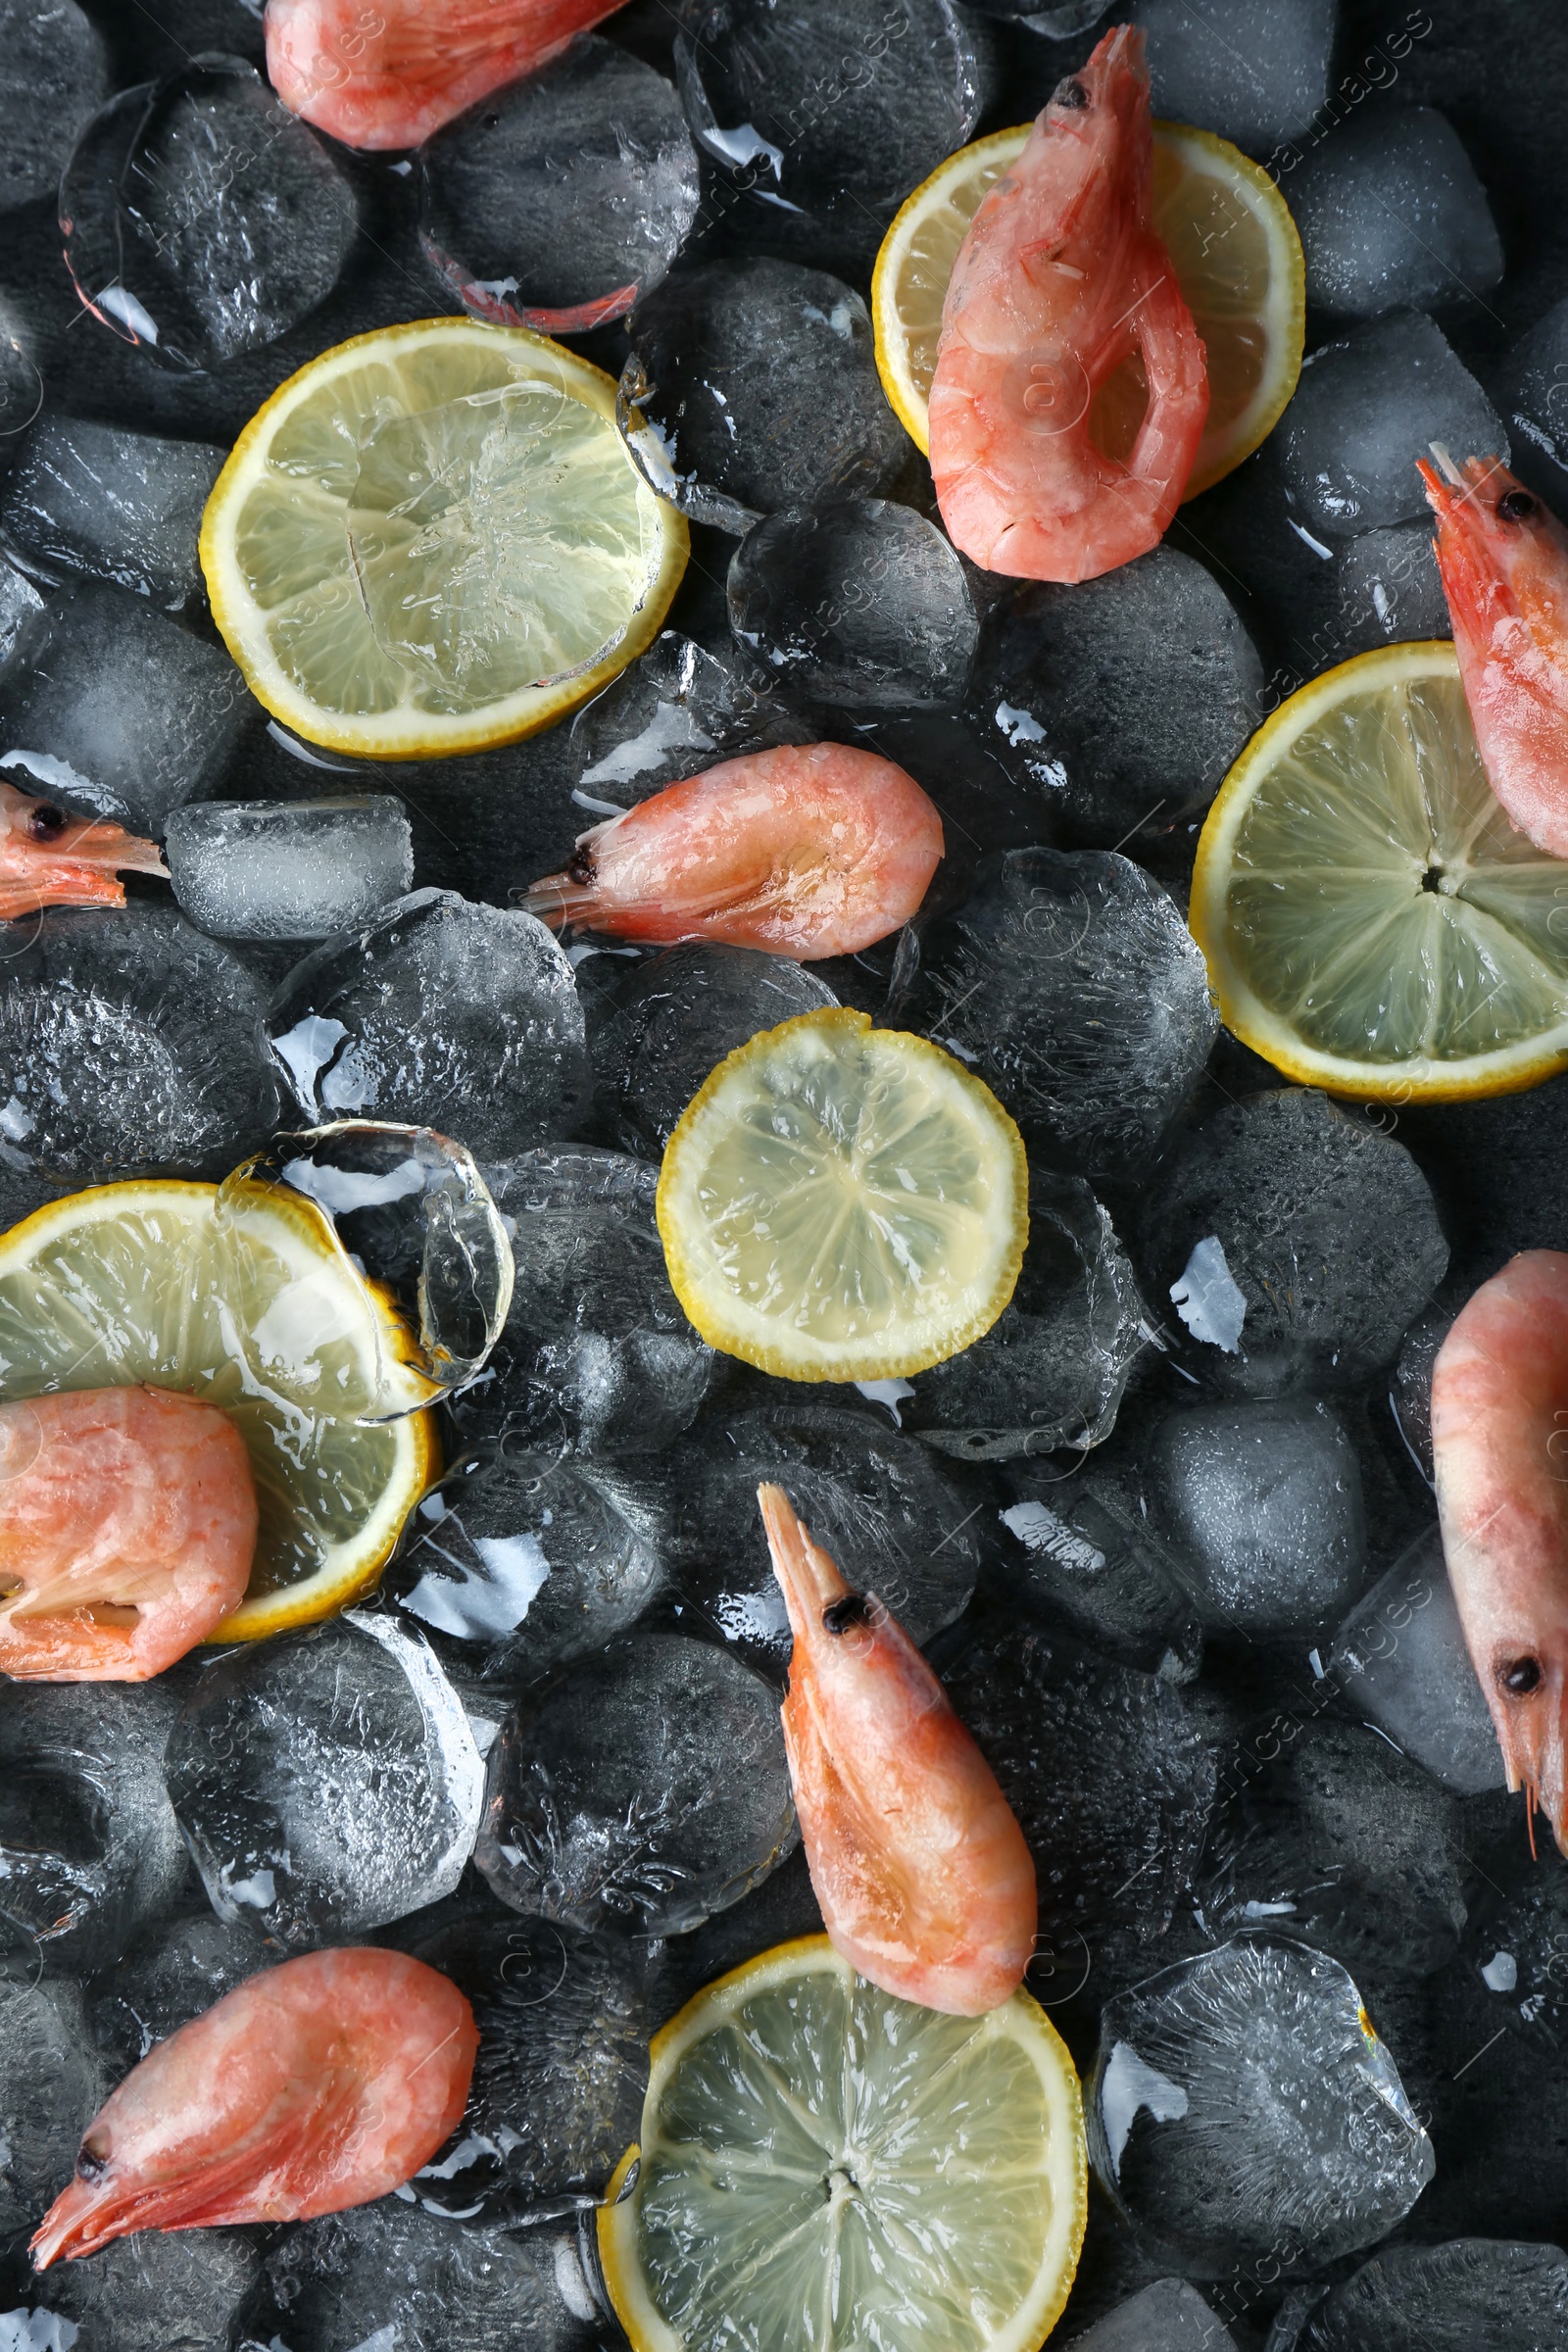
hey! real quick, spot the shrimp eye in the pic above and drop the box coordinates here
[1054,76,1089,110]
[1500,1655,1544,1695]
[1496,489,1538,522]
[822,1592,871,1635]
[75,2132,111,2181]
[24,802,69,841]
[565,846,596,887]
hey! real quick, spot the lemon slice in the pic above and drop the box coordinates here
[0,1180,435,1640]
[201,318,689,760]
[657,1008,1028,1383]
[872,119,1304,497]
[1192,641,1568,1102]
[598,1936,1087,2352]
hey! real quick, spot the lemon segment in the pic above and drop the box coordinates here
[598,1936,1087,2352]
[201,318,688,760]
[1192,641,1568,1102]
[872,119,1304,498]
[657,1009,1028,1383]
[0,1181,434,1639]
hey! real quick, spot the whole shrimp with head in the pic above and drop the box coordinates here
[759,1484,1036,2016]
[929,24,1208,584]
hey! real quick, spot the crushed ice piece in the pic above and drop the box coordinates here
[853,1378,916,1425]
[1482,1950,1519,1993]
[1100,2040,1190,2177]
[580,698,714,788]
[402,1532,552,1643]
[1169,1235,1247,1351]
[1001,1499,1106,1581]
[0,2315,79,2352]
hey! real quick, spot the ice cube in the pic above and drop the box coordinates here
[0,579,249,836]
[419,36,698,333]
[1066,2278,1238,2351]
[645,1841,825,2031]
[727,496,979,712]
[165,1615,487,1949]
[1133,0,1334,157]
[89,1907,275,2071]
[590,943,838,1154]
[1197,1716,1469,1979]
[909,849,1216,1179]
[967,548,1264,849]
[266,891,591,1161]
[475,1628,796,1935]
[61,57,359,371]
[1492,292,1568,507]
[1288,107,1503,320]
[1271,2239,1568,2352]
[1279,311,1508,540]
[1141,1089,1449,1396]
[998,1438,1203,1683]
[1461,1848,1568,2058]
[3,2227,261,2352]
[0,905,279,1181]
[619,257,906,532]
[0,557,43,668]
[1152,1397,1368,1636]
[568,631,814,812]
[1327,1526,1504,1795]
[1336,520,1450,652]
[1087,1937,1435,2275]
[0,1976,101,2243]
[0,417,224,608]
[166,798,415,941]
[460,1147,713,1457]
[0,0,108,212]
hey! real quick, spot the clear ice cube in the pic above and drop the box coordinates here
[89,1906,275,2072]
[1067,2278,1239,2351]
[166,799,415,942]
[0,1976,100,2243]
[165,1615,487,1949]
[266,891,591,1162]
[998,1438,1203,1683]
[1087,1936,1435,2276]
[1133,0,1334,157]
[1492,291,1568,507]
[1288,107,1503,320]
[0,556,43,668]
[5,2225,261,2352]
[1278,311,1508,541]
[567,631,814,809]
[1336,521,1450,652]
[0,0,108,212]
[475,1628,796,1935]
[909,849,1217,1179]
[1272,2237,1568,2352]
[1327,1526,1503,1796]
[0,416,224,608]
[727,496,979,712]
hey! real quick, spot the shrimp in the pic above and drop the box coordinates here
[0,1387,257,1683]
[31,1946,476,2264]
[265,0,622,150]
[1432,1251,1568,1853]
[0,780,166,922]
[928,24,1208,585]
[1419,450,1568,858]
[518,743,943,960]
[759,1484,1036,2016]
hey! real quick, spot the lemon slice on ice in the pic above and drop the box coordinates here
[0,1179,435,1640]
[598,1936,1087,2352]
[872,119,1303,497]
[657,1008,1027,1382]
[202,318,688,759]
[1192,641,1568,1102]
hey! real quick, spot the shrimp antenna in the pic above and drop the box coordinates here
[1526,1780,1540,1863]
[1428,442,1464,486]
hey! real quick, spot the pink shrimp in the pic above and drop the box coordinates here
[759,1484,1036,2016]
[1432,1251,1568,1853]
[0,1388,257,1682]
[31,1947,476,2264]
[928,25,1208,584]
[264,0,622,150]
[518,743,944,960]
[1419,451,1568,858]
[0,780,166,922]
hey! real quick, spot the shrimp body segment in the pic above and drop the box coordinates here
[1432,1251,1568,1850]
[759,1483,1037,2016]
[928,24,1208,585]
[265,0,622,149]
[0,1387,258,1683]
[519,743,944,960]
[1420,453,1568,859]
[31,1947,477,2265]
[0,780,167,922]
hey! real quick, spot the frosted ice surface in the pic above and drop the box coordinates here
[0,417,224,606]
[1279,312,1508,540]
[912,849,1217,1179]
[1328,1526,1503,1795]
[1169,1237,1247,1353]
[1067,2278,1238,2350]
[727,496,979,711]
[1492,292,1568,506]
[1142,1089,1449,1396]
[89,1908,275,2070]
[0,579,249,835]
[0,559,42,667]
[1133,0,1334,155]
[0,0,108,211]
[1153,1397,1368,1635]
[1279,2239,1568,2352]
[167,799,415,941]
[266,891,591,1161]
[1288,108,1502,320]
[1337,522,1450,652]
[1087,1937,1434,2275]
[420,37,698,330]
[9,2229,261,2352]
[568,631,813,808]
[0,1977,100,2242]
[620,257,905,530]
[968,548,1264,848]
[475,1628,795,1935]
[165,1616,485,1949]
